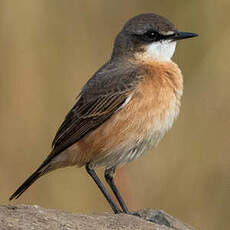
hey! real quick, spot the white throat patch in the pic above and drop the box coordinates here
[144,40,177,62]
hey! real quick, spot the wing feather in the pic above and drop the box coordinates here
[49,60,142,162]
[52,90,132,149]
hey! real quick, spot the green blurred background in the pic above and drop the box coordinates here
[0,1,228,229]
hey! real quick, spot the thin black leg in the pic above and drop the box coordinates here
[85,163,121,214]
[104,168,170,226]
[104,167,129,213]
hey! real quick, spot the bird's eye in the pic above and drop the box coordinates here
[144,30,156,40]
[133,30,162,42]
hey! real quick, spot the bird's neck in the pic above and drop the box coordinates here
[139,59,183,99]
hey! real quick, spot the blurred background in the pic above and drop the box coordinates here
[0,0,228,229]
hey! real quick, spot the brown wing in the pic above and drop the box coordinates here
[52,92,129,152]
[51,60,142,158]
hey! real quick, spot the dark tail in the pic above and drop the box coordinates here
[9,148,61,200]
[9,166,48,200]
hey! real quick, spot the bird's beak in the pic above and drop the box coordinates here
[173,31,198,41]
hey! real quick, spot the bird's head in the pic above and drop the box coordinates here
[112,13,198,62]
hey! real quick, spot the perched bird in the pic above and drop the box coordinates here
[10,13,197,215]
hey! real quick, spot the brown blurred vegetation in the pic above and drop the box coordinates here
[0,1,228,229]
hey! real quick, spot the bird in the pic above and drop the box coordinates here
[9,13,198,216]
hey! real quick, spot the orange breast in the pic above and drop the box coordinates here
[63,60,183,168]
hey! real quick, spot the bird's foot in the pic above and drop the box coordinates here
[124,210,171,227]
[114,208,123,214]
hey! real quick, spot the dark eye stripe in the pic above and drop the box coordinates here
[134,30,175,43]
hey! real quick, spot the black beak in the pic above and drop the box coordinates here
[173,31,198,41]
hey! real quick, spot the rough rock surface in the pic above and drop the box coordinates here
[0,205,194,230]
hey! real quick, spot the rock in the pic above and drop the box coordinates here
[0,205,194,230]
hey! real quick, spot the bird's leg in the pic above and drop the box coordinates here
[85,163,121,214]
[104,167,130,213]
